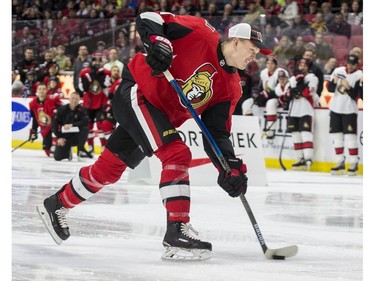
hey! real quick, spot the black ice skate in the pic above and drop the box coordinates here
[77,147,93,161]
[347,161,359,176]
[292,158,307,171]
[331,158,345,175]
[36,194,70,245]
[161,221,212,261]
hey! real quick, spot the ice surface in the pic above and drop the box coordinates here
[11,149,364,281]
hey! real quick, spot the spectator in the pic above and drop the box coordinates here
[323,57,337,75]
[348,0,363,25]
[104,47,125,75]
[303,1,319,24]
[340,1,350,21]
[285,58,319,170]
[302,49,324,97]
[73,45,92,96]
[216,3,234,34]
[14,47,40,83]
[12,70,24,96]
[272,35,294,69]
[55,45,72,71]
[28,83,63,157]
[262,23,278,50]
[38,50,58,82]
[327,54,362,176]
[76,0,89,18]
[314,32,334,66]
[328,12,351,38]
[321,2,334,25]
[52,91,92,161]
[47,76,64,98]
[205,1,221,29]
[263,0,282,28]
[93,40,109,58]
[21,70,39,98]
[42,62,59,83]
[280,13,309,40]
[309,12,329,35]
[290,35,306,71]
[241,0,265,26]
[278,0,299,27]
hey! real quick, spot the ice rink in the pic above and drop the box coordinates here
[10,149,366,281]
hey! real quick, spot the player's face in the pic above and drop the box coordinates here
[37,85,47,100]
[266,60,276,72]
[278,77,288,86]
[346,63,357,73]
[235,39,260,70]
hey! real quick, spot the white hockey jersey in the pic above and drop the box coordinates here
[289,73,318,117]
[329,66,362,114]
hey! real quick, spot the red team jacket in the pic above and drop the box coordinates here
[29,95,62,137]
[125,12,243,161]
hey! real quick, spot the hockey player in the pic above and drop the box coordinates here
[241,57,287,143]
[327,54,362,176]
[285,58,319,170]
[29,83,62,157]
[52,91,92,161]
[37,15,271,260]
[79,56,112,154]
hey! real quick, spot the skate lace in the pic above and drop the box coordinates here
[55,208,69,228]
[181,223,200,241]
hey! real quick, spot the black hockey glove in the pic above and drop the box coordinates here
[290,87,301,99]
[217,157,248,198]
[29,129,37,142]
[145,35,173,76]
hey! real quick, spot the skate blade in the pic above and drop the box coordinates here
[36,205,63,245]
[331,170,345,175]
[347,171,358,176]
[292,166,307,171]
[161,247,211,261]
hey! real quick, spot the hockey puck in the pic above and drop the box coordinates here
[272,255,285,260]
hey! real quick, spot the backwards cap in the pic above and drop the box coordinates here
[228,23,272,55]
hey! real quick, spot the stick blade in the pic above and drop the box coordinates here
[265,245,298,259]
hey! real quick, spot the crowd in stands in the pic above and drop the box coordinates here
[12,0,363,99]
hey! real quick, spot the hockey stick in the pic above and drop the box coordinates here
[279,99,294,171]
[12,129,43,153]
[164,70,298,260]
[11,139,30,153]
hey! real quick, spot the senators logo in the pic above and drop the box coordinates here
[177,63,217,109]
[37,110,51,126]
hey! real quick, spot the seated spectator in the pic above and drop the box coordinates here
[241,0,265,26]
[314,32,334,66]
[323,57,337,75]
[290,35,306,71]
[43,63,60,85]
[103,47,125,74]
[303,1,318,24]
[14,47,40,83]
[328,12,351,38]
[348,0,363,25]
[310,12,329,35]
[38,50,58,82]
[55,45,72,71]
[47,76,64,99]
[216,3,235,35]
[21,70,38,98]
[340,1,350,21]
[76,0,89,18]
[12,70,24,97]
[278,0,299,27]
[321,1,334,25]
[262,23,278,50]
[280,13,309,40]
[52,91,92,161]
[273,35,294,70]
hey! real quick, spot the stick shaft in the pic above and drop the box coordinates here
[164,70,269,253]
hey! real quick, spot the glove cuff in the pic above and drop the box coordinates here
[149,35,173,51]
